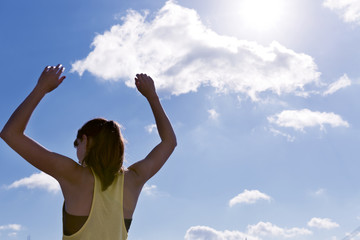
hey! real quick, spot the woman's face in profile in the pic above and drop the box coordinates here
[75,135,87,165]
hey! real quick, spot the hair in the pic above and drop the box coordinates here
[75,118,125,191]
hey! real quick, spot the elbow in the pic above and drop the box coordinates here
[0,128,10,142]
[161,134,177,150]
[169,140,177,153]
[174,137,177,148]
[0,128,7,141]
[0,127,17,142]
[164,136,177,150]
[171,136,177,149]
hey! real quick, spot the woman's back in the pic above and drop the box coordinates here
[63,168,128,239]
[62,166,144,236]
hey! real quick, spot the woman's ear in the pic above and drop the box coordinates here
[80,134,88,148]
[81,134,87,141]
[82,134,93,150]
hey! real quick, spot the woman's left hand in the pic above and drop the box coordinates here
[36,64,66,93]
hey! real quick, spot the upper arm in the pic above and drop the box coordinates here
[128,141,176,185]
[1,131,80,184]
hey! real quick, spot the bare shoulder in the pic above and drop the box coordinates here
[60,166,93,199]
[59,164,93,194]
[55,156,83,182]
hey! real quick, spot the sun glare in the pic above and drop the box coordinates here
[238,0,286,31]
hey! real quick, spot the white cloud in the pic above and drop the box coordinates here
[247,221,312,238]
[268,109,349,131]
[307,217,340,229]
[145,123,157,133]
[8,232,18,237]
[142,183,158,196]
[71,0,321,101]
[229,189,271,207]
[343,226,360,240]
[268,127,295,142]
[349,232,360,240]
[0,224,22,231]
[7,172,60,194]
[184,225,259,240]
[324,0,360,25]
[314,188,326,196]
[342,232,360,240]
[185,222,312,240]
[208,109,219,120]
[0,224,22,239]
[323,74,351,96]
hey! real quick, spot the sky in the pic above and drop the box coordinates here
[1,0,360,239]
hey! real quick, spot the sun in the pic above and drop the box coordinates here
[238,0,287,31]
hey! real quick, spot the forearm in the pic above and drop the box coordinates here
[1,86,46,139]
[147,95,177,146]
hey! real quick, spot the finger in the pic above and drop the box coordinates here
[44,66,52,72]
[59,76,66,83]
[56,66,65,75]
[135,79,140,86]
[55,64,62,72]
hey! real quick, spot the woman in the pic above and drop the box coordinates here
[0,64,177,239]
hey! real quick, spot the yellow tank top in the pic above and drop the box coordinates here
[63,168,128,240]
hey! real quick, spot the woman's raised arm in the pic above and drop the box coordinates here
[128,73,177,185]
[0,65,80,183]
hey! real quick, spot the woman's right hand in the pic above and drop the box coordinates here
[135,73,157,99]
[36,64,66,93]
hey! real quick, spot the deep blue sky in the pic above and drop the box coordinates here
[1,0,360,240]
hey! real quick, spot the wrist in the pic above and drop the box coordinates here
[146,93,159,102]
[33,84,48,96]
